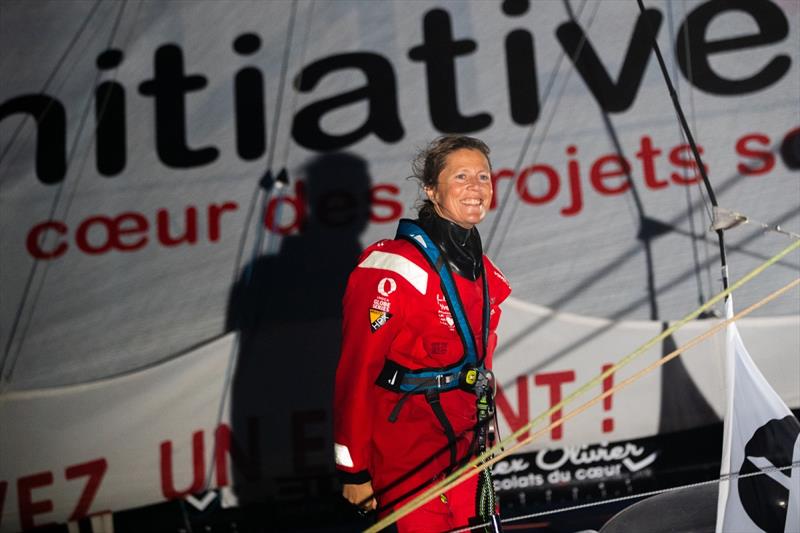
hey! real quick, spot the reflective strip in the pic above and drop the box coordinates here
[358,250,428,295]
[334,443,354,468]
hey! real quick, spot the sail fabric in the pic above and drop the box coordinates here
[2,0,798,392]
[715,298,800,533]
[0,0,798,530]
[0,334,237,532]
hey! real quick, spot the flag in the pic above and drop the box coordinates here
[716,297,800,533]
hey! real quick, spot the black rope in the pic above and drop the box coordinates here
[635,0,728,291]
[366,417,495,513]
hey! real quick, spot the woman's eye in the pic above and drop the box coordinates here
[455,174,466,180]
[479,174,490,181]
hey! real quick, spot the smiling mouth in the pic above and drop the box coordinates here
[461,199,483,206]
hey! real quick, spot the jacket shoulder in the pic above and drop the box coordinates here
[354,238,431,295]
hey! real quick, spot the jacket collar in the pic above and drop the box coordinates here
[415,213,483,281]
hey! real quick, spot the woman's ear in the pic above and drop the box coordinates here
[424,186,436,203]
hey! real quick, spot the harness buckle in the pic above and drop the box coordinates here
[459,366,480,392]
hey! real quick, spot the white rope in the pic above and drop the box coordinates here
[366,248,800,532]
[447,462,800,533]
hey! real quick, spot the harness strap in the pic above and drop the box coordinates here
[387,390,414,423]
[376,359,474,395]
[375,220,501,525]
[425,390,458,468]
[377,220,494,474]
[396,219,489,368]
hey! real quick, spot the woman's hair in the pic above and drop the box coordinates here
[411,135,491,219]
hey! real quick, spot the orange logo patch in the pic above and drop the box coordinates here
[369,308,392,332]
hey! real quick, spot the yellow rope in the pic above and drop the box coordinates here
[366,238,800,532]
[404,276,800,511]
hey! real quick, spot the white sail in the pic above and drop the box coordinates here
[1,1,798,530]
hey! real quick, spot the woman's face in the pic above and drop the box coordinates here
[425,148,492,229]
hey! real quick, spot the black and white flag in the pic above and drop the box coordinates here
[716,298,800,533]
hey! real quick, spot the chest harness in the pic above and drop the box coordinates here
[375,220,499,520]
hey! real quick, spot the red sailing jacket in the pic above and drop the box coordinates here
[333,235,511,507]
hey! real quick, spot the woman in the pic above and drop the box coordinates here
[333,136,511,531]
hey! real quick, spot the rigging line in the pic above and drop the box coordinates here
[247,0,300,276]
[683,164,709,307]
[635,0,729,292]
[229,0,299,287]
[496,277,799,473]
[265,0,299,175]
[753,220,800,240]
[724,215,800,241]
[485,0,597,257]
[279,0,316,169]
[364,224,800,524]
[491,198,798,386]
[206,0,301,493]
[591,111,661,319]
[0,0,103,178]
[1,0,130,388]
[666,2,709,308]
[375,276,800,532]
[61,0,145,224]
[678,1,712,222]
[559,1,662,320]
[486,0,588,251]
[447,463,800,532]
[249,0,317,260]
[484,0,590,256]
[264,0,315,259]
[679,8,716,301]
[3,7,112,183]
[680,1,717,307]
[374,260,800,531]
[490,0,602,261]
[494,203,799,390]
[671,0,713,224]
[490,148,795,367]
[365,239,800,532]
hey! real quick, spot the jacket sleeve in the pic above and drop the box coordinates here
[333,251,404,484]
